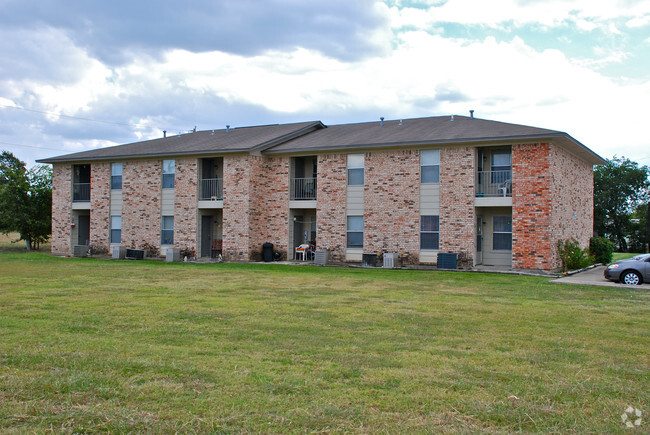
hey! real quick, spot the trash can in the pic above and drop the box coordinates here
[262,243,274,262]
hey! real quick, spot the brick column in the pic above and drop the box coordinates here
[89,162,111,253]
[222,155,252,261]
[174,157,198,250]
[364,150,420,264]
[439,146,475,267]
[316,154,347,262]
[512,143,552,269]
[51,163,72,255]
[122,160,162,250]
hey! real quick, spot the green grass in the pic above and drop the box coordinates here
[0,251,648,433]
[612,252,645,261]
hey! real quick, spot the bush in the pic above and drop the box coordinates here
[589,237,614,264]
[557,239,593,272]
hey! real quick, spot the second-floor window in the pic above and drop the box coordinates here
[162,159,175,189]
[491,151,511,184]
[111,163,122,190]
[347,154,364,185]
[421,150,440,183]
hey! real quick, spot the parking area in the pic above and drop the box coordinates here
[553,265,650,288]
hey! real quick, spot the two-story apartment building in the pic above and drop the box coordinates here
[39,115,605,270]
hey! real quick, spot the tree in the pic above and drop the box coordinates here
[0,151,52,250]
[593,156,650,251]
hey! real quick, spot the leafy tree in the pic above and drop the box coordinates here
[0,151,52,250]
[628,203,649,253]
[593,156,650,251]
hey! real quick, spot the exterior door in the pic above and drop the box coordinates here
[475,215,483,264]
[78,215,90,245]
[201,215,214,257]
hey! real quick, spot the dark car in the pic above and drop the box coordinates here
[604,254,650,285]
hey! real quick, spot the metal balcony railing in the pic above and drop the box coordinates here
[291,178,316,200]
[72,183,90,202]
[200,178,223,200]
[476,170,512,197]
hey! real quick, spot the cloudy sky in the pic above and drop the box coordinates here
[1,0,649,168]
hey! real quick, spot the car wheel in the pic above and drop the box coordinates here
[621,271,643,285]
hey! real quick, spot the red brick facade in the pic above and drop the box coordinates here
[49,141,596,270]
[512,143,553,269]
[316,154,347,262]
[89,162,111,251]
[51,163,72,255]
[364,150,420,263]
[122,160,162,250]
[174,158,198,250]
[439,146,475,267]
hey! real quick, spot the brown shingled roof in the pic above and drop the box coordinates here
[38,121,324,163]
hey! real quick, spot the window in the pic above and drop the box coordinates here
[347,154,364,185]
[161,216,174,245]
[420,216,440,250]
[110,216,121,244]
[421,150,440,183]
[111,163,122,190]
[162,159,175,189]
[493,216,512,251]
[346,216,363,248]
[491,151,511,184]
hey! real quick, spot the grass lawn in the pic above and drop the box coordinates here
[0,250,648,433]
[612,252,646,261]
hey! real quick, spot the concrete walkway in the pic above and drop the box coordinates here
[553,265,650,288]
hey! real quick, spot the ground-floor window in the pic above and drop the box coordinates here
[110,216,121,244]
[347,216,363,248]
[161,216,174,245]
[493,216,512,250]
[420,215,439,250]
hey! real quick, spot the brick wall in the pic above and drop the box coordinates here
[222,154,252,261]
[89,162,111,253]
[439,146,475,267]
[51,163,72,255]
[364,150,420,263]
[316,154,347,262]
[549,144,594,266]
[174,158,198,250]
[512,143,553,269]
[249,156,290,260]
[122,160,161,251]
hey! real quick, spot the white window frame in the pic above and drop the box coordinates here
[346,216,364,248]
[420,149,440,184]
[161,215,174,245]
[111,163,123,190]
[162,159,175,189]
[347,154,364,186]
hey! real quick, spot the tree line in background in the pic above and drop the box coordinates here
[0,151,52,250]
[594,156,650,253]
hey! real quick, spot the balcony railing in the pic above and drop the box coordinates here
[200,178,223,200]
[476,170,512,197]
[73,183,90,202]
[291,177,316,200]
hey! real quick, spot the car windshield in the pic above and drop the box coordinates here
[628,254,650,261]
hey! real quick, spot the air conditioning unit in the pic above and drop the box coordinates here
[383,253,399,268]
[112,246,126,259]
[73,245,88,258]
[314,250,329,266]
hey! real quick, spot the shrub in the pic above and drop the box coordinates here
[589,237,614,264]
[557,238,593,272]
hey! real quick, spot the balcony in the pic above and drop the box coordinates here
[476,170,512,197]
[200,178,223,200]
[291,177,316,200]
[73,183,90,202]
